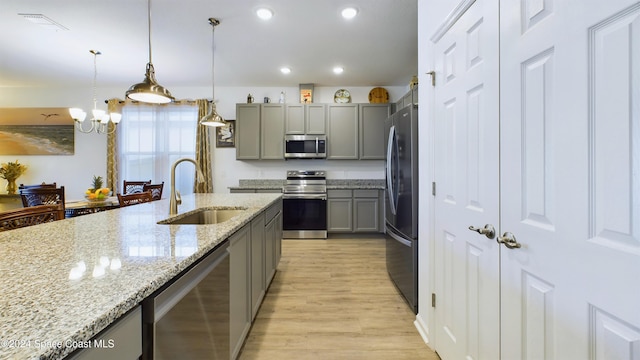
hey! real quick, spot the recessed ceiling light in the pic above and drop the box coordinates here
[341,7,358,20]
[280,67,291,74]
[256,8,273,20]
[333,67,344,74]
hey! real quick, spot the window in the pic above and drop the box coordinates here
[118,103,198,195]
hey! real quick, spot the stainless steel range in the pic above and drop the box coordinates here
[282,170,327,239]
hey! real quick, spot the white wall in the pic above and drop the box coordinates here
[0,84,406,199]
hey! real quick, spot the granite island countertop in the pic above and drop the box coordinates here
[228,179,385,191]
[0,193,281,360]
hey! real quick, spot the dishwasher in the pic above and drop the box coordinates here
[142,242,229,360]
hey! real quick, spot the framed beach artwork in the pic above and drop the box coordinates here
[0,108,74,155]
[216,120,235,148]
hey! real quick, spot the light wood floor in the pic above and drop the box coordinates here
[239,236,440,360]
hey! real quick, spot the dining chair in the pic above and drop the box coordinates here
[0,204,65,232]
[19,186,65,209]
[123,180,152,195]
[117,191,153,207]
[18,182,57,190]
[142,182,164,201]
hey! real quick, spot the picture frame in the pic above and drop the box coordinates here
[215,120,235,148]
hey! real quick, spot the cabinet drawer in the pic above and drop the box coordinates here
[327,189,352,198]
[353,189,379,198]
[265,201,282,223]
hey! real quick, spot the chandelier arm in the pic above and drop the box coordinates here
[75,120,97,134]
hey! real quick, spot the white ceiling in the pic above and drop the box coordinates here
[0,0,418,89]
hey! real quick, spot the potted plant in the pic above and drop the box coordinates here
[0,160,28,194]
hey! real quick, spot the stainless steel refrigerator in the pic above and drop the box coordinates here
[385,104,418,314]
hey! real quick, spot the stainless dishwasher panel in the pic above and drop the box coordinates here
[142,242,230,360]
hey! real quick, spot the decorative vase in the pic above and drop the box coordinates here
[5,178,17,194]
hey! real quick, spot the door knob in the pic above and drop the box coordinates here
[497,232,522,249]
[468,224,496,239]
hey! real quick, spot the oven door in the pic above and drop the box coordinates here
[282,193,327,239]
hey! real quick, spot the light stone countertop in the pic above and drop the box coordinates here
[228,179,385,191]
[0,193,281,360]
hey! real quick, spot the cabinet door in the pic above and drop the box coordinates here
[306,104,326,134]
[260,104,284,159]
[285,104,305,134]
[354,198,379,232]
[236,104,261,159]
[250,215,265,320]
[327,104,359,159]
[359,104,390,159]
[229,225,251,359]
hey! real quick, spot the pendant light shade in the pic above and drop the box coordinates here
[126,0,174,104]
[200,18,225,127]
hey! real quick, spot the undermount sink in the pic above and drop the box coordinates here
[159,208,247,225]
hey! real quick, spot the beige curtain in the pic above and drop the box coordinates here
[195,99,214,193]
[106,98,121,194]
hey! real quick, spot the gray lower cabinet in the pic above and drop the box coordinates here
[236,104,284,160]
[328,189,382,233]
[68,306,142,360]
[327,104,359,159]
[250,213,265,320]
[229,224,251,360]
[229,199,282,360]
[359,104,391,160]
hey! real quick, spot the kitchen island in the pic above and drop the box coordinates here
[0,193,281,360]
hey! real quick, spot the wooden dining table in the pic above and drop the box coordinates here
[64,196,120,218]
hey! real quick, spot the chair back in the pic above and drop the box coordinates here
[123,180,151,195]
[19,186,65,208]
[0,204,65,232]
[142,182,164,201]
[117,191,153,207]
[18,182,57,190]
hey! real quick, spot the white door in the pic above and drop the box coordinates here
[500,0,640,359]
[432,0,500,358]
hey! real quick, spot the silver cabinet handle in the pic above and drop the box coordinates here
[468,224,496,239]
[497,232,522,249]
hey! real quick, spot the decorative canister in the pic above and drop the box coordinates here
[247,94,254,103]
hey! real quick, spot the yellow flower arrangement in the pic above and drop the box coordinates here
[0,160,28,181]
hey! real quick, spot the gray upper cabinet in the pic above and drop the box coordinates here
[327,103,359,159]
[236,104,284,160]
[260,104,285,159]
[236,104,261,160]
[359,103,390,160]
[285,104,326,135]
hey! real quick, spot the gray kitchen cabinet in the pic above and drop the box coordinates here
[398,86,418,110]
[229,224,251,360]
[327,189,353,232]
[327,104,359,159]
[285,104,326,135]
[236,104,261,160]
[264,201,281,285]
[261,104,285,159]
[250,213,265,320]
[353,190,381,232]
[236,103,284,160]
[359,104,391,160]
[328,189,382,233]
[230,189,282,194]
[68,306,141,360]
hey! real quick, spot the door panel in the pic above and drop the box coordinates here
[432,0,500,359]
[500,0,640,359]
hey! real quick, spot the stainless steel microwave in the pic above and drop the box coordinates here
[284,135,327,159]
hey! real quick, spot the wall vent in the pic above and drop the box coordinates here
[18,13,69,31]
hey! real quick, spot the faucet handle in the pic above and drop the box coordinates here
[176,190,182,205]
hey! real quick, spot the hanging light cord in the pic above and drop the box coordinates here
[91,50,101,113]
[209,18,219,104]
[147,0,153,65]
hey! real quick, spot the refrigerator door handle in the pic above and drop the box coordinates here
[387,226,412,247]
[386,125,397,215]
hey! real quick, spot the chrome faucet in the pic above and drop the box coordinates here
[169,158,205,215]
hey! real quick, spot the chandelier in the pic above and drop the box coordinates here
[69,50,121,134]
[199,18,225,127]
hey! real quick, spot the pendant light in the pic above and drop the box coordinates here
[199,17,225,127]
[125,0,174,104]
